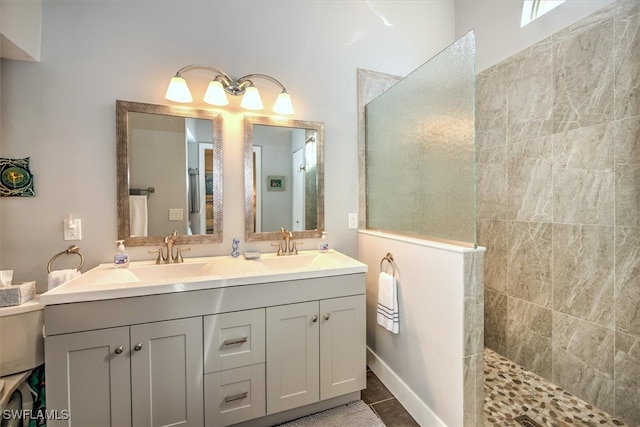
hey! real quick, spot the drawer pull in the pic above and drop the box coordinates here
[114,346,124,355]
[224,391,248,403]
[134,343,143,351]
[222,337,248,346]
[311,315,318,323]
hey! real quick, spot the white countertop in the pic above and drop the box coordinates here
[0,295,43,316]
[40,250,368,306]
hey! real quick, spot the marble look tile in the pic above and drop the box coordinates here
[614,331,640,425]
[552,123,615,226]
[477,146,507,220]
[615,117,640,227]
[506,297,552,379]
[552,12,615,132]
[507,221,552,308]
[505,41,554,141]
[614,0,640,120]
[476,64,507,151]
[554,122,614,171]
[506,136,553,222]
[553,167,615,226]
[484,289,507,355]
[614,116,640,167]
[552,312,615,414]
[464,251,484,356]
[477,220,507,292]
[463,353,484,427]
[615,226,640,337]
[615,164,640,228]
[552,224,615,327]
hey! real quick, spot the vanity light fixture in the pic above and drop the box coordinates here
[165,65,294,115]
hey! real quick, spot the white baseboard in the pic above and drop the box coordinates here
[367,347,446,427]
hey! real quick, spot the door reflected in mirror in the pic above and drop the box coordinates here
[117,100,223,247]
[244,116,324,241]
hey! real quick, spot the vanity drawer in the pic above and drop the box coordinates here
[204,308,265,373]
[204,364,266,427]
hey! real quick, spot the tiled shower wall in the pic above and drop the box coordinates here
[476,0,639,424]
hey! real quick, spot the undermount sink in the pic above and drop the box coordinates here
[39,250,368,305]
[127,261,214,282]
[255,252,343,270]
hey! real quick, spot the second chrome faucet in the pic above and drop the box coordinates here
[272,227,302,256]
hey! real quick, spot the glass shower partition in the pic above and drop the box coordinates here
[365,31,476,246]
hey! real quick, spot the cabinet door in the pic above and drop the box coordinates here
[266,301,319,414]
[45,327,131,427]
[130,317,203,427]
[320,295,366,400]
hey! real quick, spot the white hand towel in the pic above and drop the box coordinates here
[47,269,81,290]
[377,271,399,334]
[129,195,148,237]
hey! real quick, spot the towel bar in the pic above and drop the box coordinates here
[47,245,84,273]
[129,186,155,198]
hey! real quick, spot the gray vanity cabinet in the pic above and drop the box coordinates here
[266,295,366,415]
[45,317,203,427]
[44,271,366,427]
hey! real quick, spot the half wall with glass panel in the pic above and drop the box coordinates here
[365,31,477,246]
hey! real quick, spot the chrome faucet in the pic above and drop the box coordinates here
[271,227,302,256]
[163,231,179,264]
[148,231,191,264]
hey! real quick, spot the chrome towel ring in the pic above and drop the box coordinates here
[379,252,397,277]
[47,245,85,273]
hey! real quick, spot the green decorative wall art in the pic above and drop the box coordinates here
[0,157,35,197]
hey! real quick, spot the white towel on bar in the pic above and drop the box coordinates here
[377,271,399,334]
[47,269,81,290]
[129,195,148,237]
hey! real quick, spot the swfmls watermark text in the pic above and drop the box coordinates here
[2,409,70,421]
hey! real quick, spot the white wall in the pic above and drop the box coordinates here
[0,0,42,61]
[0,1,454,290]
[360,231,483,426]
[455,0,616,72]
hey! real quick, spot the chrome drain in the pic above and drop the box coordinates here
[515,415,543,427]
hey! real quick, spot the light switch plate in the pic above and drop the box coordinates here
[169,208,183,221]
[348,213,358,229]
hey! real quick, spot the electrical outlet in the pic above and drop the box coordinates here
[63,218,82,240]
[348,213,358,229]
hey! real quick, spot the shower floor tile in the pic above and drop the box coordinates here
[484,348,627,427]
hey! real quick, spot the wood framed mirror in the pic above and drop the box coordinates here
[243,115,324,241]
[116,100,223,246]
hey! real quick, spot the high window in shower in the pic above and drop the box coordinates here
[365,31,477,247]
[521,0,566,27]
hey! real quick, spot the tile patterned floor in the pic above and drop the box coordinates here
[484,348,628,427]
[362,369,420,427]
[365,349,628,427]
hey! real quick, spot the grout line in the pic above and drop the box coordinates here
[368,397,397,406]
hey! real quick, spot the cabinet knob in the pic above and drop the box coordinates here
[114,345,124,355]
[311,315,318,323]
[324,313,331,320]
[134,343,143,351]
